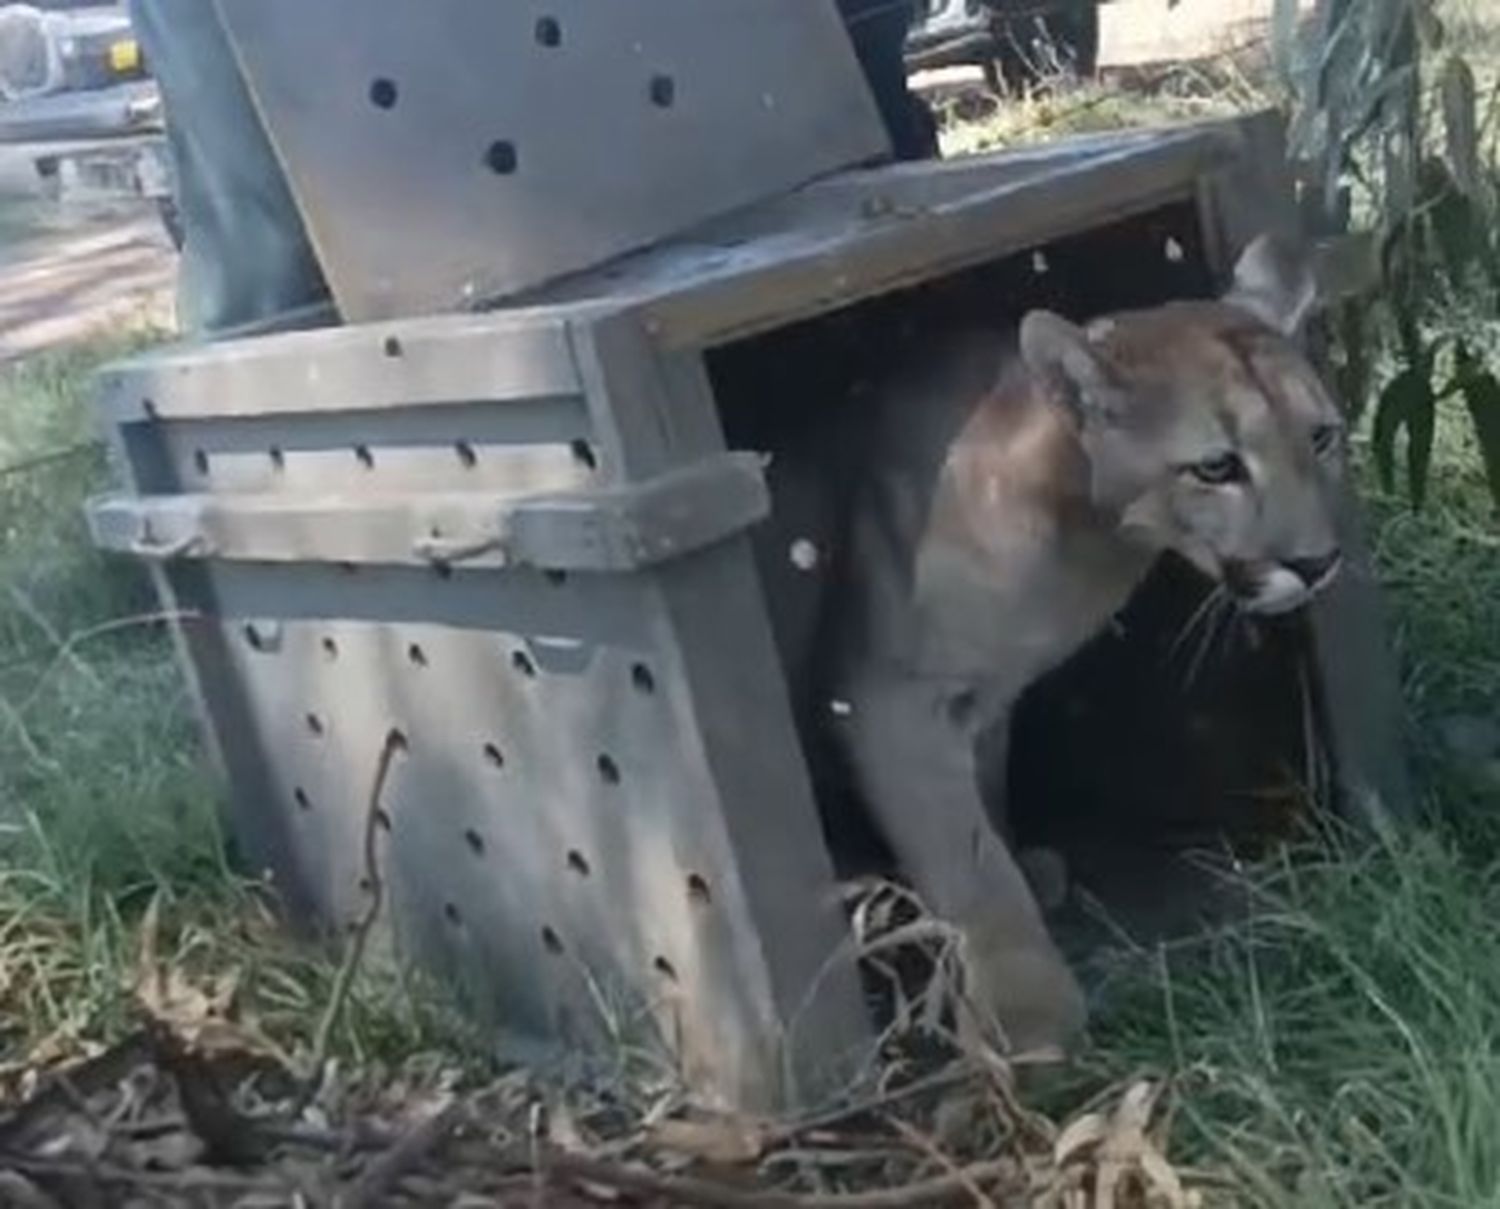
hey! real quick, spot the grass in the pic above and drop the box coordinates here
[0,335,470,1083]
[1059,410,1500,1208]
[930,25,1500,1199]
[5,334,1498,1200]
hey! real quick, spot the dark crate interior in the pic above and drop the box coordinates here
[706,200,1325,955]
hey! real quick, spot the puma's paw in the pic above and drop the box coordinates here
[957,925,1086,1058]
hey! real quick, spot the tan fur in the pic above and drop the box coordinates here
[827,236,1344,1053]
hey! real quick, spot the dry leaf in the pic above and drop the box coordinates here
[1093,1082,1187,1209]
[650,1113,771,1165]
[1053,1111,1109,1166]
[132,894,277,1061]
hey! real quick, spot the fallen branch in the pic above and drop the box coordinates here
[0,1154,280,1195]
[336,1098,461,1209]
[535,1146,1021,1209]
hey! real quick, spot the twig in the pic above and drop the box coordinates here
[0,442,98,480]
[0,1032,156,1151]
[0,1154,279,1194]
[336,1098,461,1209]
[0,691,55,771]
[786,1062,979,1138]
[760,1147,913,1171]
[535,1147,1021,1209]
[885,1117,999,1209]
[6,588,101,688]
[299,728,404,1108]
[17,610,199,714]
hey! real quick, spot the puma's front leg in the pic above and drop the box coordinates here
[838,668,1086,1053]
[975,718,1070,913]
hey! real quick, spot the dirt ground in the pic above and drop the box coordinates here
[0,144,177,362]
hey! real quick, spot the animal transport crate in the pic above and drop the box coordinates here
[88,108,1408,1110]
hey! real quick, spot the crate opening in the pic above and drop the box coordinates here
[706,202,1328,961]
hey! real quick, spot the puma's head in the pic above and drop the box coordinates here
[1019,234,1345,616]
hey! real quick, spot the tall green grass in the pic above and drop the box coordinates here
[1081,410,1500,1207]
[0,337,464,1072]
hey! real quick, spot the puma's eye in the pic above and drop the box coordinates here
[1187,451,1248,485]
[1311,423,1342,456]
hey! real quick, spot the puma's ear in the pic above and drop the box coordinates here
[1224,233,1318,337]
[1019,310,1124,425]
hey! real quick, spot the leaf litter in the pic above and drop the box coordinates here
[0,879,1202,1207]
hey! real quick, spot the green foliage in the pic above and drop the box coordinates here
[1278,0,1500,513]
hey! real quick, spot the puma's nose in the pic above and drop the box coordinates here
[1286,550,1342,588]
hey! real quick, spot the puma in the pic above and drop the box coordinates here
[812,234,1345,1053]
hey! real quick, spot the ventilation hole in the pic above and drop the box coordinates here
[631,663,656,694]
[596,754,621,785]
[269,447,285,472]
[443,902,462,926]
[543,569,567,586]
[383,335,403,358]
[321,636,339,660]
[407,642,428,668]
[648,74,675,108]
[193,449,209,476]
[369,77,398,109]
[534,15,561,46]
[829,698,853,718]
[242,624,265,652]
[687,874,711,905]
[566,849,591,877]
[484,140,518,175]
[482,742,505,769]
[464,829,485,856]
[455,441,477,469]
[142,398,157,419]
[653,956,679,983]
[541,926,564,955]
[1164,236,1186,263]
[1031,250,1049,275]
[387,728,409,753]
[789,538,820,572]
[569,439,598,471]
[374,809,393,832]
[511,650,536,678]
[354,444,375,469]
[357,877,373,894]
[432,560,454,580]
[293,787,312,812]
[305,712,324,737]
